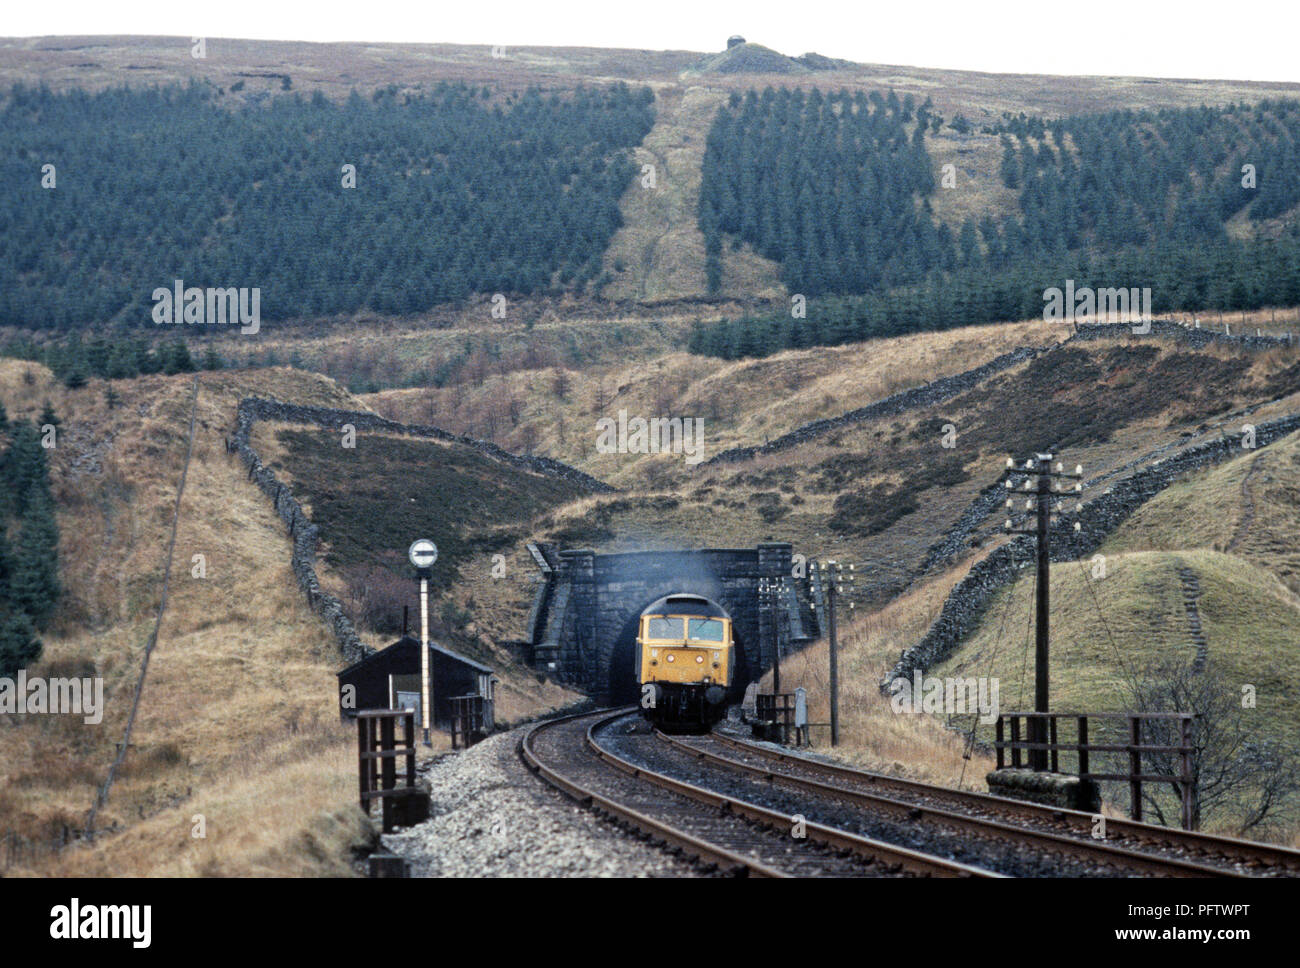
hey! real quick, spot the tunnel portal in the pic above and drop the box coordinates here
[522,543,817,704]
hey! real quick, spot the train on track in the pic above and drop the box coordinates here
[636,594,734,731]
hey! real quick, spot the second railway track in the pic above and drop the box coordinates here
[519,708,998,877]
[663,727,1300,877]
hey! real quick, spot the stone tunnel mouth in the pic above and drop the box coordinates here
[607,593,750,705]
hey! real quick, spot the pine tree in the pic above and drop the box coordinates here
[39,401,59,430]
[0,609,41,678]
[1,423,43,516]
[10,485,59,630]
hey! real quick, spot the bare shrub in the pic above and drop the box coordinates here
[1122,658,1299,834]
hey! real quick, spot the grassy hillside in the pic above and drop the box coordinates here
[362,317,1068,484]
[1102,428,1300,594]
[0,360,581,875]
[258,419,599,671]
[927,432,1300,838]
[454,335,1300,601]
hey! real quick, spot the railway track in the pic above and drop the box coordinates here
[663,727,1300,877]
[519,708,999,877]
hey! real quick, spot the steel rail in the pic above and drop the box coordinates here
[580,712,999,877]
[657,730,1241,876]
[705,729,1300,874]
[520,707,785,877]
[522,708,999,877]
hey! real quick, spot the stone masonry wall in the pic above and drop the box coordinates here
[228,396,614,665]
[704,346,1044,466]
[883,409,1300,691]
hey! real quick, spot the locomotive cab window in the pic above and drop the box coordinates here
[645,617,684,639]
[686,618,725,642]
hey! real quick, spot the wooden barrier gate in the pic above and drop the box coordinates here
[449,694,487,750]
[995,711,1198,829]
[754,693,796,745]
[357,709,426,832]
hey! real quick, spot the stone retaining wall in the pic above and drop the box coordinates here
[1070,320,1293,351]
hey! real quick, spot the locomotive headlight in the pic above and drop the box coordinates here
[666,655,675,662]
[696,655,704,664]
[650,649,659,658]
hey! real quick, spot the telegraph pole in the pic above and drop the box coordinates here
[818,560,854,747]
[1034,456,1051,740]
[773,576,783,696]
[827,572,838,747]
[1002,456,1083,771]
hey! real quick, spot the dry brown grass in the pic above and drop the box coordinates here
[0,361,578,876]
[363,315,1066,487]
[756,557,998,788]
[601,84,784,303]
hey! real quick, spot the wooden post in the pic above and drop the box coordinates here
[404,711,415,785]
[1129,715,1142,822]
[380,714,396,792]
[1010,716,1021,768]
[1077,716,1089,776]
[1180,715,1196,831]
[1049,715,1059,773]
[358,717,368,811]
[995,716,1004,769]
[827,566,839,747]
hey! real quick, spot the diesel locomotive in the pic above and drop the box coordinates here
[636,594,734,731]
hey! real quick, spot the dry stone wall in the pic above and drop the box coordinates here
[228,397,613,665]
[704,347,1044,466]
[884,409,1300,691]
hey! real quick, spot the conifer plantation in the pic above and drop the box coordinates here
[0,81,655,328]
[693,91,1300,358]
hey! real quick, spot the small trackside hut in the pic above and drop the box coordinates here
[337,635,498,742]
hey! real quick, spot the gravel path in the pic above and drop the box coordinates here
[379,727,698,877]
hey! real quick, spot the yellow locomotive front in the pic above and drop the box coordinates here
[636,595,734,731]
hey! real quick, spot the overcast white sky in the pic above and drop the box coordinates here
[3,0,1297,83]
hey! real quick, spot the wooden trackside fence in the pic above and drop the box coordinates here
[755,693,796,745]
[995,711,1198,829]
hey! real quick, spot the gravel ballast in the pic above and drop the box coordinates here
[379,727,697,877]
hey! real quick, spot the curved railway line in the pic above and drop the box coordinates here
[519,708,999,877]
[518,707,1300,877]
[665,728,1300,877]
